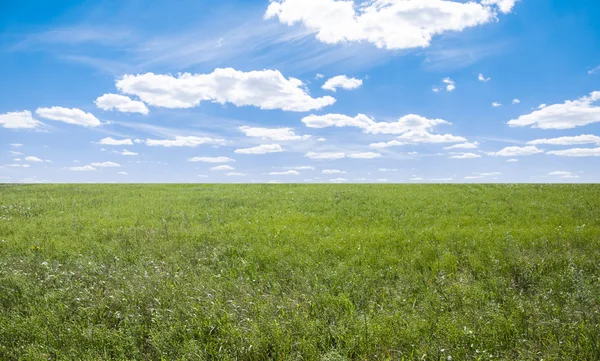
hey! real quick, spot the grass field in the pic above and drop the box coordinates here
[1,184,599,360]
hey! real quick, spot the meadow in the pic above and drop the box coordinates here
[0,184,599,360]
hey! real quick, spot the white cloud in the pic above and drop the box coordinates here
[95,94,149,114]
[443,78,456,92]
[317,137,326,142]
[492,102,502,107]
[589,65,600,75]
[528,135,600,146]
[146,136,224,147]
[24,156,43,162]
[464,176,484,180]
[481,0,519,13]
[226,172,247,176]
[410,177,424,181]
[10,144,23,147]
[90,161,121,167]
[211,165,235,171]
[239,126,310,141]
[432,87,441,93]
[444,141,479,149]
[98,137,133,146]
[315,73,324,79]
[512,99,521,104]
[189,156,235,163]
[348,152,381,159]
[6,164,30,168]
[234,144,284,154]
[116,68,336,112]
[118,172,128,175]
[305,152,346,160]
[507,158,519,162]
[119,149,138,156]
[66,165,97,171]
[508,91,600,129]
[266,0,513,50]
[322,75,362,92]
[0,110,45,129]
[397,131,466,144]
[370,140,404,148]
[488,146,544,156]
[268,170,300,175]
[302,113,457,141]
[284,166,315,170]
[13,158,21,161]
[479,172,502,176]
[36,107,101,127]
[329,178,348,183]
[449,153,481,159]
[478,73,491,82]
[379,168,398,172]
[546,147,600,157]
[322,169,346,174]
[548,171,580,179]
[197,175,208,178]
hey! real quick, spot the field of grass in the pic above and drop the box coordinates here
[1,184,599,360]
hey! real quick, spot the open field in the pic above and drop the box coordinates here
[1,184,600,360]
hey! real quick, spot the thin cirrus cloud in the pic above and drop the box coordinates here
[265,0,516,50]
[234,144,284,154]
[36,107,101,127]
[239,126,310,141]
[0,110,45,129]
[322,75,362,92]
[145,136,225,147]
[488,146,544,157]
[116,68,336,112]
[508,91,600,129]
[95,94,149,114]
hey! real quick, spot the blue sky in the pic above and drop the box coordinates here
[1,0,599,183]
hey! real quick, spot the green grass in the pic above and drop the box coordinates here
[1,184,599,360]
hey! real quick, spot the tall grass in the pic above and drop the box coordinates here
[0,184,599,360]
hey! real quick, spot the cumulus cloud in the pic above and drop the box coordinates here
[449,153,481,159]
[322,169,346,174]
[234,144,284,154]
[116,68,335,112]
[481,0,519,13]
[508,91,600,129]
[444,141,479,150]
[546,147,600,157]
[189,156,235,163]
[119,149,138,156]
[305,152,346,160]
[548,171,580,179]
[95,94,149,114]
[322,75,362,92]
[507,158,519,162]
[512,99,521,104]
[492,102,502,107]
[36,107,101,127]
[66,165,97,171]
[239,126,310,141]
[24,156,43,162]
[90,162,121,167]
[478,73,491,82]
[98,137,133,146]
[268,170,300,175]
[211,165,235,171]
[302,113,461,143]
[0,111,45,129]
[265,0,514,50]
[443,78,456,92]
[370,140,404,148]
[347,152,381,159]
[528,135,600,146]
[488,146,544,157]
[146,136,224,147]
[226,172,247,176]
